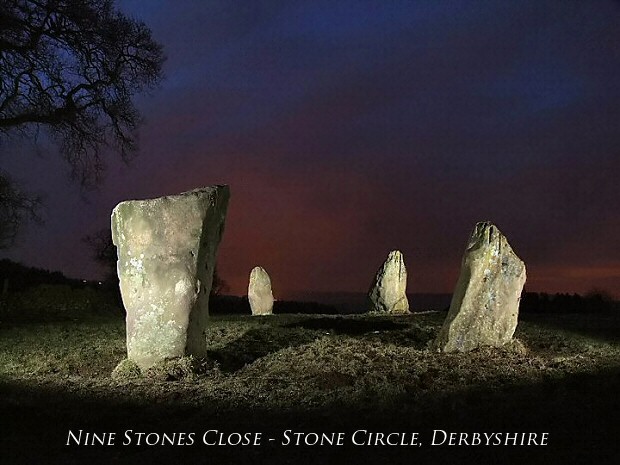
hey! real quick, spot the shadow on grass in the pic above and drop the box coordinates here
[284,317,436,349]
[284,317,407,335]
[519,312,620,344]
[208,317,437,372]
[207,327,319,372]
[2,366,620,465]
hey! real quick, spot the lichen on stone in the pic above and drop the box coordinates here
[368,250,409,314]
[434,221,526,352]
[111,186,230,370]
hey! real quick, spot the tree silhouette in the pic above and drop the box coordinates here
[82,228,116,282]
[0,171,40,249]
[84,228,230,297]
[0,0,164,244]
[211,266,229,297]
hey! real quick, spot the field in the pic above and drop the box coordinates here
[1,293,619,464]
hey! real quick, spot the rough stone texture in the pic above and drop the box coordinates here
[111,186,229,370]
[248,266,274,315]
[368,250,409,314]
[434,221,526,352]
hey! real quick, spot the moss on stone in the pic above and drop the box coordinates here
[111,358,142,379]
[144,355,213,381]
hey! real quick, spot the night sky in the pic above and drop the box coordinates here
[2,0,620,298]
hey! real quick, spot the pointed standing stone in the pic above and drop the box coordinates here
[434,221,526,352]
[111,186,230,370]
[248,266,274,315]
[368,250,409,314]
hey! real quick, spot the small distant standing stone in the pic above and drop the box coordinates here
[433,221,526,352]
[368,250,409,314]
[248,266,274,315]
[111,186,230,370]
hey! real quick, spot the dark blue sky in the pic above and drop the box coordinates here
[2,0,620,297]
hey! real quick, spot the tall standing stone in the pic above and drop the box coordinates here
[111,186,230,370]
[434,221,526,352]
[248,266,274,315]
[368,250,409,314]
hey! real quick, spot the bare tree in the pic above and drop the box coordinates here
[82,227,116,288]
[83,228,230,297]
[0,171,41,248]
[82,228,116,269]
[211,265,230,297]
[0,0,164,243]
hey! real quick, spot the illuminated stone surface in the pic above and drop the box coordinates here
[434,222,526,352]
[368,250,409,314]
[111,186,229,370]
[248,266,274,315]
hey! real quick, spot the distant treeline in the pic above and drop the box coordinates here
[0,259,88,293]
[210,293,617,315]
[1,259,617,314]
[210,295,340,315]
[519,291,617,314]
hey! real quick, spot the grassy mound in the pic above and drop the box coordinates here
[1,309,619,464]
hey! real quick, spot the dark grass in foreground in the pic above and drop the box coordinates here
[1,303,620,464]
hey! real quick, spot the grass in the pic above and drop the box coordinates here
[1,301,620,464]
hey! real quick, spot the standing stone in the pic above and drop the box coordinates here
[248,266,274,315]
[434,221,526,352]
[368,250,409,314]
[111,186,229,370]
